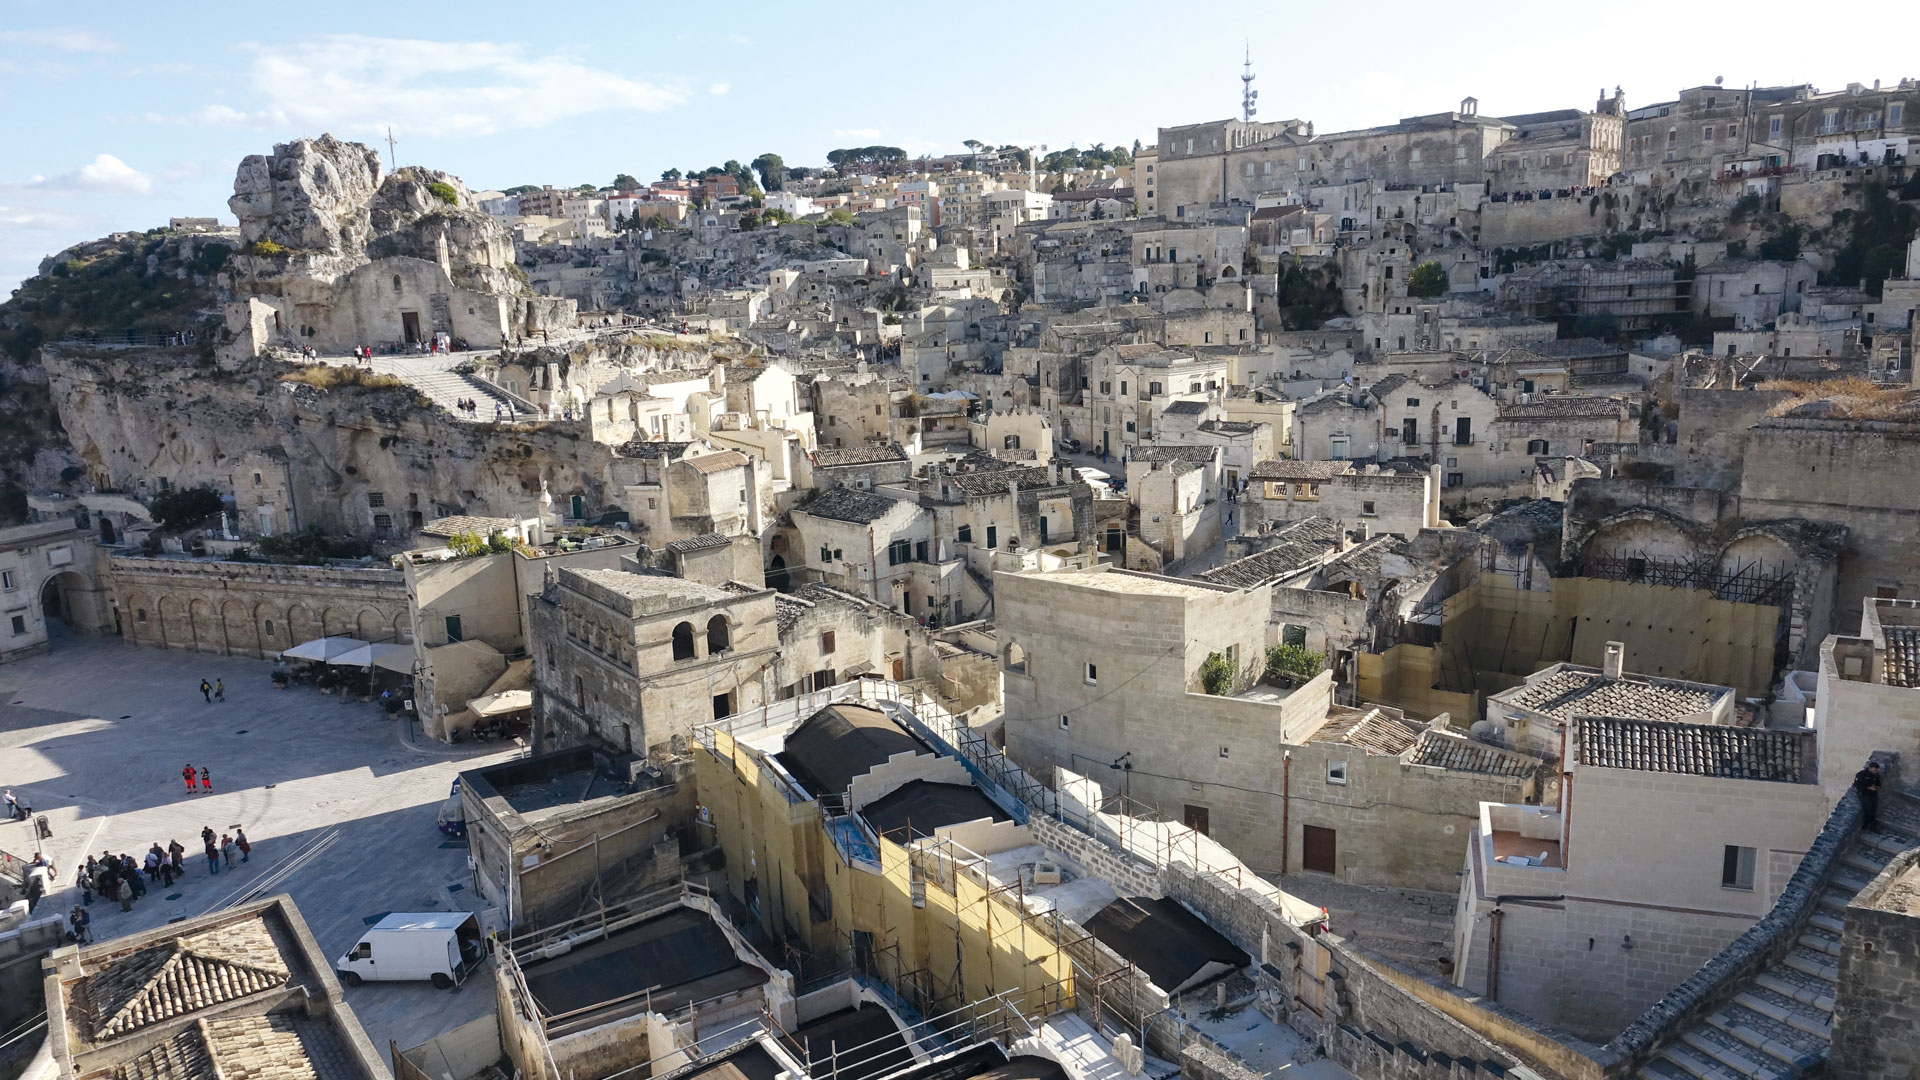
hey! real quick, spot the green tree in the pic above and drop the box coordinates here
[739,210,762,231]
[1263,643,1325,686]
[148,484,224,532]
[1406,260,1449,298]
[1200,652,1235,695]
[1758,226,1801,261]
[751,153,786,192]
[611,173,640,191]
[761,208,794,226]
[787,166,813,181]
[660,168,682,182]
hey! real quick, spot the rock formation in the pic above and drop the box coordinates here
[228,134,384,254]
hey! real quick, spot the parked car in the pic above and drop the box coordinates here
[335,912,486,988]
[1057,438,1082,454]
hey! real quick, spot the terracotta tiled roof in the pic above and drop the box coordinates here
[1197,518,1340,588]
[814,442,910,467]
[794,487,905,524]
[1500,667,1726,723]
[1575,716,1808,782]
[1309,708,1423,755]
[683,451,749,473]
[666,533,734,554]
[1249,459,1352,481]
[80,918,291,1041]
[1406,728,1540,777]
[1130,444,1218,464]
[1884,626,1920,688]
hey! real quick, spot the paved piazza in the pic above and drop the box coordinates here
[0,635,521,1052]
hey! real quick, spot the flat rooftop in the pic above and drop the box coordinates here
[521,907,767,1022]
[465,745,662,820]
[1035,568,1230,598]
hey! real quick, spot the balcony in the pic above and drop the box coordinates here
[1477,802,1564,887]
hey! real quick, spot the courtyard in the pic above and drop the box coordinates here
[0,635,520,1052]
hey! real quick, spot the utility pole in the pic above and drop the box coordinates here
[385,127,398,173]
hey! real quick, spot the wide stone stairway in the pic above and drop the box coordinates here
[1639,809,1920,1080]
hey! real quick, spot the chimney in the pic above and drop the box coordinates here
[1602,641,1625,680]
[1355,521,1370,542]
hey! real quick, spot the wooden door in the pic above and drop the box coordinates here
[1302,825,1336,874]
[1183,804,1210,836]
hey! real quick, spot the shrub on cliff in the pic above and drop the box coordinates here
[427,181,459,206]
[149,484,224,532]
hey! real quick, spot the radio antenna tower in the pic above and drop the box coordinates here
[1240,43,1258,123]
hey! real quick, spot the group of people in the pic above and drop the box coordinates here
[164,330,199,347]
[183,763,214,793]
[68,828,252,931]
[199,678,226,702]
[455,397,486,416]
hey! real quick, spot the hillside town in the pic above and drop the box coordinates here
[8,61,1920,1080]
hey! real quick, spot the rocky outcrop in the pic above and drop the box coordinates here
[41,346,617,534]
[229,134,384,253]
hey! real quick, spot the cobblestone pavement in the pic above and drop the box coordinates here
[0,636,521,1052]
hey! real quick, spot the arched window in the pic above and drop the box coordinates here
[392,275,402,295]
[706,615,730,654]
[1004,641,1027,674]
[672,621,697,660]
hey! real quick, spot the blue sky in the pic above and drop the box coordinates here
[3,0,1915,297]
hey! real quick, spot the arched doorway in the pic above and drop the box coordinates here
[39,571,97,644]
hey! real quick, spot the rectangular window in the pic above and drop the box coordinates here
[373,513,393,536]
[0,570,13,591]
[1120,381,1128,396]
[1722,845,1756,890]
[1327,760,1349,785]
[444,614,463,643]
[1362,501,1377,516]
[820,631,836,653]
[888,539,910,566]
[956,524,972,544]
[9,615,24,636]
[1060,715,1070,729]
[1769,116,1783,141]
[1891,103,1905,127]
[1085,662,1098,685]
[986,525,997,549]
[367,492,386,508]
[820,546,832,564]
[1149,381,1163,395]
[915,540,929,563]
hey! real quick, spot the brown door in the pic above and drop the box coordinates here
[1302,825,1336,874]
[1183,804,1210,836]
[891,657,905,681]
[401,311,421,342]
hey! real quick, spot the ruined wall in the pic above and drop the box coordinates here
[1672,388,1792,490]
[109,554,409,657]
[44,348,617,536]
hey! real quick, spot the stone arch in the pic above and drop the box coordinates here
[158,596,188,650]
[188,598,217,654]
[221,599,253,657]
[123,592,155,647]
[39,569,105,639]
[1003,640,1027,674]
[1581,508,1703,575]
[356,608,386,642]
[672,621,697,661]
[288,605,318,646]
[1717,531,1798,581]
[707,614,731,654]
[392,611,411,645]
[321,607,349,638]
[255,602,286,655]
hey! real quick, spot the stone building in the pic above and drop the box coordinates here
[1245,459,1441,540]
[997,564,1543,891]
[529,566,779,753]
[1830,844,1920,1077]
[110,553,410,659]
[787,488,954,620]
[771,582,942,698]
[1455,693,1834,1038]
[0,521,113,663]
[607,443,764,548]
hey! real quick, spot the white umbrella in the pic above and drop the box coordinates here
[282,636,365,662]
[467,689,532,717]
[330,642,414,672]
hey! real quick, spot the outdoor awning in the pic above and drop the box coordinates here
[282,636,365,661]
[330,642,414,673]
[467,689,532,717]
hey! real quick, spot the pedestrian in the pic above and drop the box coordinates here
[169,838,186,874]
[122,855,146,899]
[200,679,212,703]
[69,904,90,943]
[82,856,97,904]
[214,679,225,702]
[204,835,220,875]
[221,834,238,868]
[1855,760,1883,831]
[200,766,212,793]
[145,846,161,881]
[3,788,17,820]
[183,763,198,793]
[234,827,251,863]
[149,843,173,886]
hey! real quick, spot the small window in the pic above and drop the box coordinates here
[820,631,836,654]
[820,546,833,564]
[1085,662,1098,685]
[0,570,13,590]
[9,615,24,636]
[444,614,463,643]
[1362,501,1376,516]
[136,609,147,622]
[253,472,263,486]
[1327,760,1349,785]
[1219,746,1230,759]
[1060,714,1071,730]
[1406,397,1420,407]
[367,492,386,508]
[957,524,973,543]
[1722,845,1756,890]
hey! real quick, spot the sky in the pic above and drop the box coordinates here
[3,0,1917,297]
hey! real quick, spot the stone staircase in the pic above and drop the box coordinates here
[403,369,523,422]
[1639,820,1920,1080]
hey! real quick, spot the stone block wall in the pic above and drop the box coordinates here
[1831,847,1920,1077]
[110,555,410,658]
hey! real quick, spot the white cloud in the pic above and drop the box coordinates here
[832,128,881,139]
[21,154,154,196]
[708,82,731,96]
[0,28,120,53]
[145,35,685,138]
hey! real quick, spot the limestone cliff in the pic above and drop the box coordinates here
[42,346,617,534]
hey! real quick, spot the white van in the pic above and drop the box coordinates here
[335,912,486,988]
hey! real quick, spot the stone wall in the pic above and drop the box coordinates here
[1480,195,1614,248]
[1831,845,1920,1077]
[110,555,410,657]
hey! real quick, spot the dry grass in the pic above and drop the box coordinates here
[279,364,411,392]
[1759,377,1915,419]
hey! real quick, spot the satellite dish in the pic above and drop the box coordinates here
[1714,75,1724,86]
